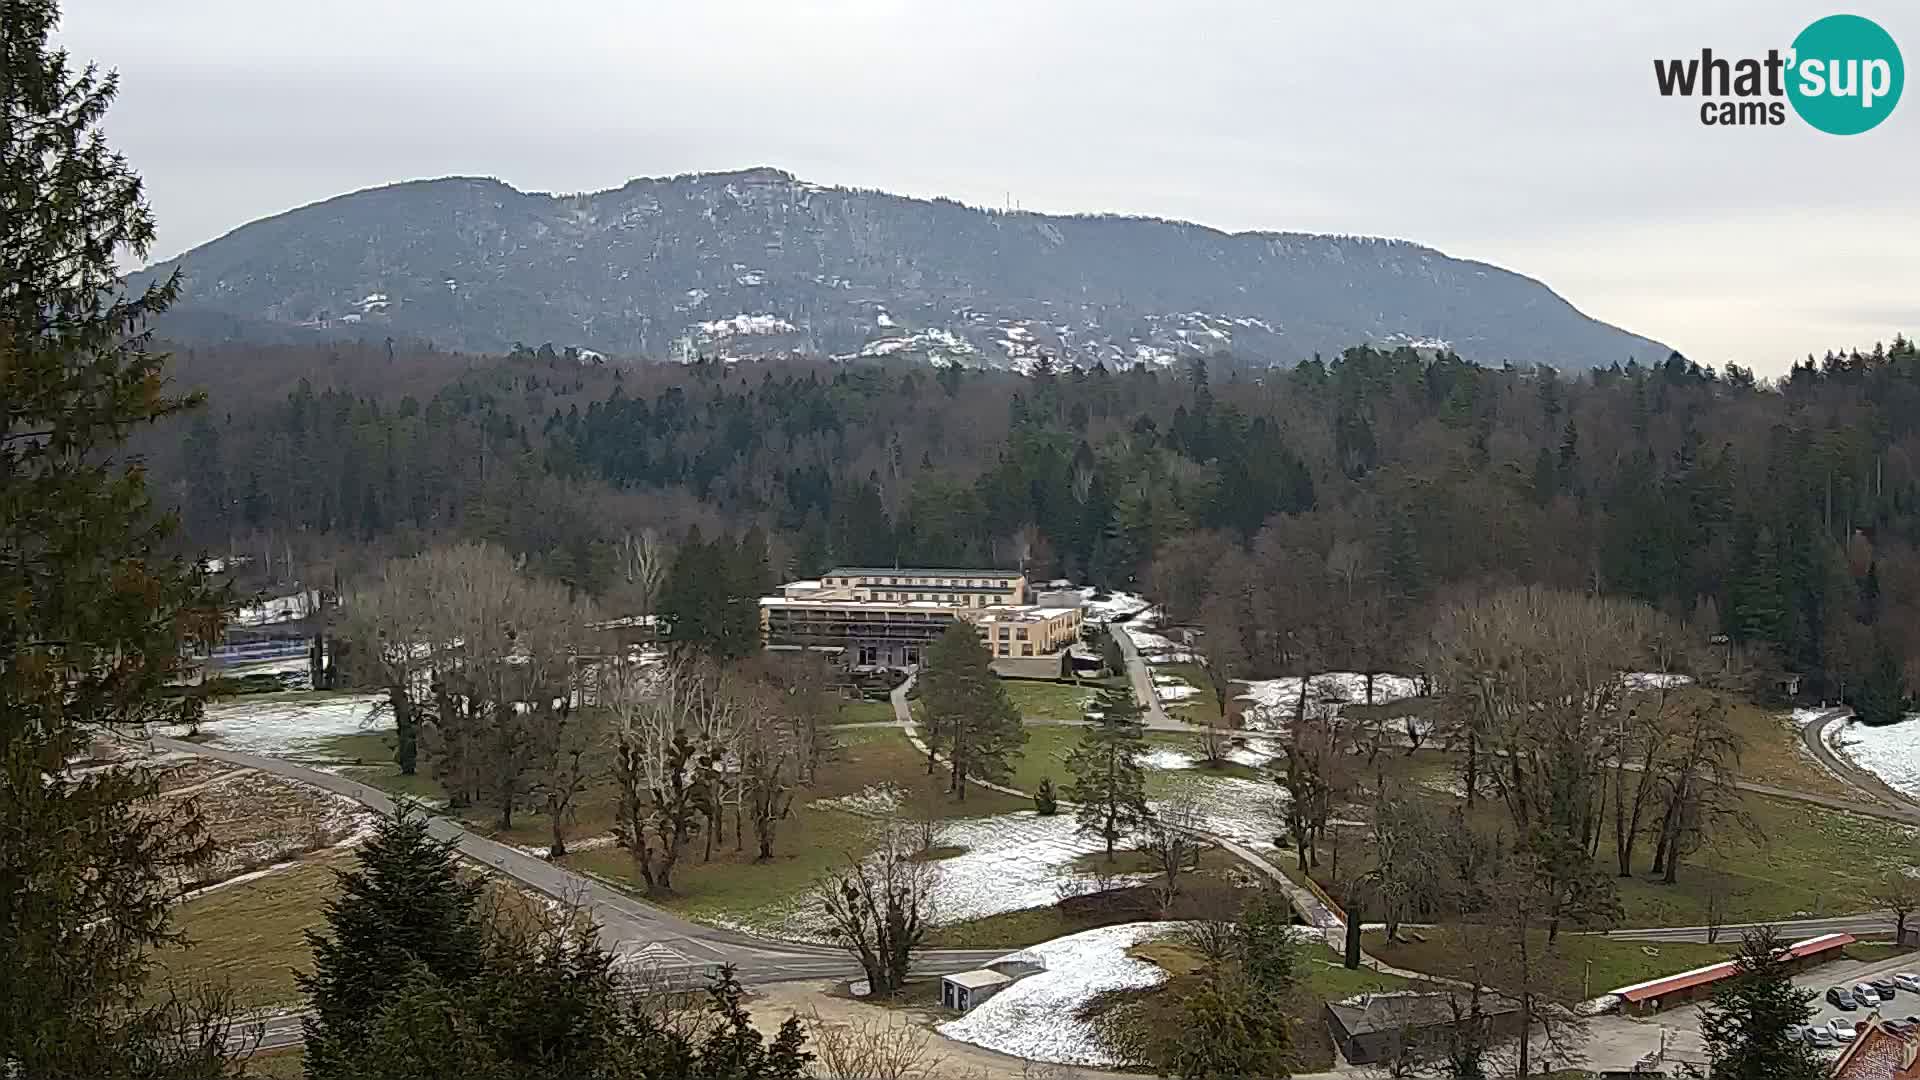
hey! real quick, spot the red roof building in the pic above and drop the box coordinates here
[1832,1015,1920,1079]
[1610,933,1855,1015]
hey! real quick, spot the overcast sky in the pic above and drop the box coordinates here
[57,0,1919,375]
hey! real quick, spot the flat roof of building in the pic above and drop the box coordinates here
[943,969,1015,990]
[1326,991,1518,1036]
[826,567,1025,579]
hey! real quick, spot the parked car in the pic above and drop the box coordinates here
[1829,986,1859,1010]
[1897,973,1920,993]
[1885,1018,1914,1036]
[1872,977,1900,999]
[1806,1025,1836,1048]
[1855,983,1884,1007]
[1831,1018,1860,1042]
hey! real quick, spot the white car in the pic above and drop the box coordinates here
[1856,983,1884,1007]
[1895,973,1920,993]
[1831,1018,1860,1042]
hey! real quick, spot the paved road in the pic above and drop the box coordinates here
[150,734,1007,1049]
[1605,913,1898,945]
[1110,613,1208,733]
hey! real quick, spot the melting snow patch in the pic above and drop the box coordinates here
[1623,672,1695,691]
[813,784,905,818]
[169,694,386,757]
[1238,672,1421,730]
[937,923,1171,1067]
[1139,747,1198,771]
[696,313,794,338]
[1074,589,1151,624]
[1826,713,1920,800]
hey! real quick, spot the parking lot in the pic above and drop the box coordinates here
[1795,949,1920,1046]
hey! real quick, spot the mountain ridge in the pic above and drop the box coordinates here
[138,166,1671,370]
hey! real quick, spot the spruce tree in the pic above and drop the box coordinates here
[921,621,1026,801]
[1855,639,1909,726]
[300,806,486,1077]
[1698,927,1825,1080]
[2,2,233,1074]
[1064,686,1153,860]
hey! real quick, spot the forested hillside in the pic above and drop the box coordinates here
[132,168,1670,370]
[150,339,1920,710]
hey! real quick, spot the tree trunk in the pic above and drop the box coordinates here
[389,685,417,776]
[1464,734,1478,809]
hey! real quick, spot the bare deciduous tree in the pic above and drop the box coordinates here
[817,821,938,998]
[616,528,669,623]
[604,658,717,894]
[1430,586,1651,939]
[1139,795,1206,917]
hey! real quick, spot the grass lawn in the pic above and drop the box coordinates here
[241,1049,306,1079]
[1846,941,1914,964]
[568,727,1026,930]
[1005,725,1222,795]
[1084,937,1417,1072]
[834,698,896,725]
[1607,792,1918,926]
[1307,769,1916,928]
[1002,679,1098,723]
[924,873,1257,949]
[1367,926,1735,1004]
[1152,663,1224,727]
[340,762,447,803]
[149,856,348,1008]
[309,730,394,765]
[1713,693,1858,800]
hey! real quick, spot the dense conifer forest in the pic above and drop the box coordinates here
[149,338,1920,711]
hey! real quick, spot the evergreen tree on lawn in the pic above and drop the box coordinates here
[920,621,1026,801]
[1698,926,1825,1080]
[1855,638,1909,726]
[300,805,486,1077]
[1065,685,1154,861]
[2,1,236,1074]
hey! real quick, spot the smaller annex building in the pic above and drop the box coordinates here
[940,952,1047,1013]
[1610,932,1853,1016]
[1323,991,1522,1066]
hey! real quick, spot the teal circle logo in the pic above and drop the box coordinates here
[1788,14,1903,134]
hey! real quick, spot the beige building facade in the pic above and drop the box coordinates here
[761,568,1078,667]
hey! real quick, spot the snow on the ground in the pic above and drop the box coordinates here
[1139,747,1199,771]
[738,812,1154,940]
[1237,672,1422,731]
[695,313,794,338]
[1225,740,1282,769]
[1623,672,1695,691]
[937,922,1172,1067]
[1150,772,1283,848]
[812,784,905,817]
[1118,620,1198,664]
[1826,713,1920,799]
[1073,589,1152,624]
[233,589,319,627]
[163,693,386,757]
[932,814,1155,923]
